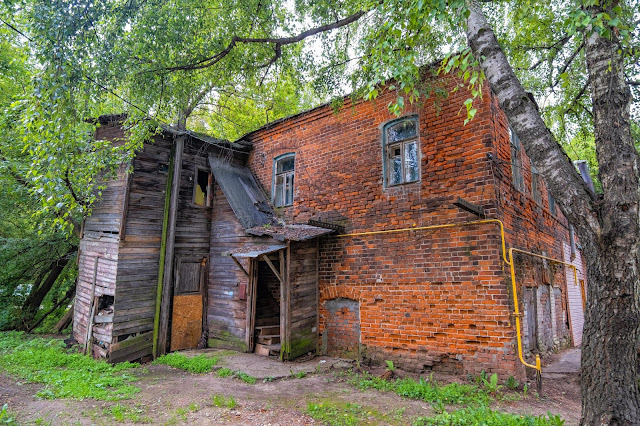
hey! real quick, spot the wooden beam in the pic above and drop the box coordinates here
[231,256,249,277]
[84,257,99,355]
[261,254,282,283]
[157,135,185,356]
[152,151,174,358]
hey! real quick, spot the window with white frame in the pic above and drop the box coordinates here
[384,117,419,186]
[273,153,295,207]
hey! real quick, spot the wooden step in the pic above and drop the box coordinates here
[255,343,281,357]
[255,317,279,326]
[255,325,280,336]
[257,334,280,345]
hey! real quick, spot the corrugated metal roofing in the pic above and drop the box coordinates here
[208,155,277,230]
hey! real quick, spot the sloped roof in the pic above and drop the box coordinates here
[246,224,333,242]
[208,155,276,229]
[208,155,334,241]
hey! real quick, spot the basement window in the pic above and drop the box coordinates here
[273,153,295,207]
[193,168,212,207]
[510,126,525,192]
[384,117,419,186]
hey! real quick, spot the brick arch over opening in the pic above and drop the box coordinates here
[320,288,361,358]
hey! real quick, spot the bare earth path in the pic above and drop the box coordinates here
[1,349,582,425]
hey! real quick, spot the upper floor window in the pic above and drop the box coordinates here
[510,126,525,192]
[193,168,212,207]
[273,153,295,207]
[384,117,419,186]
[548,192,557,216]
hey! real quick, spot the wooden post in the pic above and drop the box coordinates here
[84,257,99,355]
[200,257,208,338]
[152,153,174,358]
[157,135,185,356]
[245,259,258,352]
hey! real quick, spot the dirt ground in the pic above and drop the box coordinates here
[0,349,582,425]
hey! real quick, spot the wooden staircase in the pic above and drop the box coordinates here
[254,318,281,357]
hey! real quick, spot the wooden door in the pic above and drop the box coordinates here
[170,257,207,352]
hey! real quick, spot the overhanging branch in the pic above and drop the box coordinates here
[164,10,367,72]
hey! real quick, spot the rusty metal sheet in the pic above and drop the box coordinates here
[170,294,202,352]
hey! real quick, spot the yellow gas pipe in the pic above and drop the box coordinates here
[336,219,581,386]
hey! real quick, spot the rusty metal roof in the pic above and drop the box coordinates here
[246,224,334,241]
[225,244,287,258]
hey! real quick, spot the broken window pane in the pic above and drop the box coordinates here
[385,117,420,187]
[405,141,419,182]
[390,148,402,185]
[388,120,417,143]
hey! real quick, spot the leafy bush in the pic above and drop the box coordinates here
[0,333,139,400]
[216,368,233,377]
[414,407,564,425]
[152,353,218,373]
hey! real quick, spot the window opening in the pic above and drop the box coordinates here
[274,154,295,207]
[531,164,542,205]
[548,192,557,216]
[384,117,419,186]
[510,126,524,192]
[194,168,211,207]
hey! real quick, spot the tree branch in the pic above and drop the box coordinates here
[164,10,367,72]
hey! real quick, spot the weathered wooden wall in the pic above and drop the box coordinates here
[110,135,173,362]
[285,240,318,359]
[73,120,128,352]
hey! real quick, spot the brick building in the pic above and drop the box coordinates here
[75,72,587,381]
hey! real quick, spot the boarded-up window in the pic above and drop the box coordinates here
[510,126,524,192]
[384,117,419,186]
[274,154,295,207]
[549,192,557,215]
[531,164,542,205]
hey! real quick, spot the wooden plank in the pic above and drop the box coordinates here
[84,258,99,354]
[262,254,282,283]
[158,135,184,356]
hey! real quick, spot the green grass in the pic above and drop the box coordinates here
[152,352,219,373]
[347,371,489,405]
[214,367,256,384]
[0,404,16,425]
[216,367,233,377]
[306,401,379,426]
[212,394,237,409]
[235,370,257,384]
[106,403,152,423]
[414,407,565,425]
[0,332,139,400]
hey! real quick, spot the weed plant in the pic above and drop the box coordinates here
[414,407,564,425]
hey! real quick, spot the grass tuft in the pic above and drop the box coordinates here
[347,371,489,405]
[0,332,139,400]
[152,353,218,373]
[414,407,564,425]
[212,394,237,409]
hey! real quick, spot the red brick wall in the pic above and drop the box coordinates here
[243,74,573,379]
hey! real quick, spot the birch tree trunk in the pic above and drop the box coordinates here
[465,2,640,424]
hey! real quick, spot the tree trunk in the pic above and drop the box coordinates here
[21,247,76,328]
[465,2,640,424]
[579,2,640,424]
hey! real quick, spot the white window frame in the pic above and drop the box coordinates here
[383,117,420,187]
[273,153,295,207]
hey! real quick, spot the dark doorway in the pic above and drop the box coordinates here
[253,259,281,357]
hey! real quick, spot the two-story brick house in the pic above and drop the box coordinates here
[74,71,587,381]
